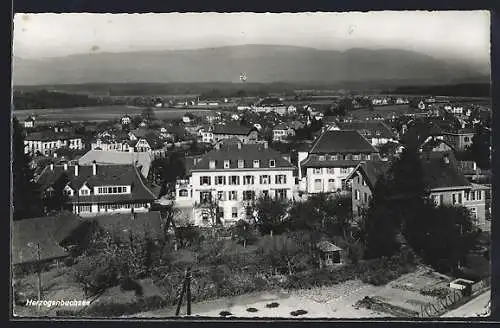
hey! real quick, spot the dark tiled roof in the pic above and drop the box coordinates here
[419,138,455,152]
[301,159,365,168]
[337,121,397,139]
[12,213,83,264]
[212,123,257,136]
[36,164,157,203]
[81,211,163,240]
[25,131,82,141]
[347,161,391,190]
[421,152,471,190]
[141,132,165,150]
[190,143,294,172]
[309,130,378,154]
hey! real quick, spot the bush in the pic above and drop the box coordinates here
[120,277,144,297]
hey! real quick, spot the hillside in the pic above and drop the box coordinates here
[13,45,488,86]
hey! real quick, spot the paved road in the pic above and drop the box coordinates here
[441,290,490,318]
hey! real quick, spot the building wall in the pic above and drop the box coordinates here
[187,168,294,226]
[74,202,151,217]
[350,172,373,217]
[306,166,355,194]
[25,138,84,155]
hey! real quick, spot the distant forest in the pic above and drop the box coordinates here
[382,83,490,98]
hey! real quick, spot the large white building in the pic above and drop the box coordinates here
[175,141,296,226]
[24,131,84,156]
[299,130,380,193]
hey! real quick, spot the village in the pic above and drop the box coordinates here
[12,91,492,318]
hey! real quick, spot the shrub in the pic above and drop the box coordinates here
[266,302,280,308]
[247,307,259,312]
[120,277,144,297]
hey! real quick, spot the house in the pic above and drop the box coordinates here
[336,121,397,146]
[174,141,296,226]
[299,130,380,193]
[418,101,427,111]
[212,123,259,144]
[252,98,289,115]
[24,131,85,156]
[442,129,475,151]
[24,116,35,129]
[134,132,166,156]
[182,113,195,124]
[419,136,455,153]
[395,97,409,105]
[272,123,296,142]
[200,127,214,144]
[91,135,135,153]
[317,240,344,268]
[12,213,83,270]
[444,104,465,115]
[120,114,132,126]
[36,162,158,217]
[78,149,153,178]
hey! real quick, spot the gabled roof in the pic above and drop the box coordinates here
[309,130,378,154]
[317,240,342,252]
[81,211,163,240]
[78,150,153,178]
[36,164,157,203]
[273,123,292,131]
[336,121,396,139]
[12,213,83,264]
[212,123,257,136]
[346,161,391,190]
[25,131,82,142]
[190,143,295,172]
[421,152,471,190]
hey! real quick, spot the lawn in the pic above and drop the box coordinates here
[13,106,213,123]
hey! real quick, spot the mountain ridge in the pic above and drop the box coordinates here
[13,44,489,86]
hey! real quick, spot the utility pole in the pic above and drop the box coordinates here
[186,268,192,315]
[175,268,192,316]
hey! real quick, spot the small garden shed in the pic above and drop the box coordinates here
[317,240,344,269]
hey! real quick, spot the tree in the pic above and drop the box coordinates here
[467,125,490,170]
[141,107,156,125]
[254,196,288,236]
[232,219,256,248]
[12,117,42,220]
[256,233,309,275]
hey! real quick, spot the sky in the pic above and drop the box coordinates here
[13,11,490,65]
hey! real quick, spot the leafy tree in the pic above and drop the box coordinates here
[141,107,156,125]
[232,219,257,248]
[254,196,288,236]
[12,117,42,220]
[256,233,309,275]
[467,125,491,170]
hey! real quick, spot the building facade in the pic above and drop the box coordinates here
[25,131,84,156]
[175,141,295,226]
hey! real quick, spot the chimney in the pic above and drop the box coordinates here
[50,163,54,171]
[63,162,68,171]
[74,164,79,176]
[92,160,97,175]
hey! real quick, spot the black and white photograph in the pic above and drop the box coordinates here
[11,11,492,319]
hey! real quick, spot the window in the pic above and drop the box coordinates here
[275,175,287,184]
[243,190,255,201]
[224,160,230,169]
[179,189,189,197]
[464,137,469,142]
[217,191,225,201]
[353,154,360,160]
[231,207,238,218]
[452,193,462,205]
[476,190,482,200]
[260,175,270,184]
[243,175,255,185]
[209,160,216,169]
[314,179,322,191]
[238,160,245,168]
[218,207,225,220]
[341,179,347,190]
[202,210,210,223]
[64,189,72,196]
[275,189,287,201]
[253,160,260,168]
[432,195,439,205]
[327,168,335,174]
[362,179,367,186]
[364,193,368,202]
[313,168,322,174]
[215,176,226,185]
[366,155,371,160]
[328,179,335,191]
[229,176,240,185]
[200,191,211,203]
[470,207,477,219]
[80,188,89,196]
[228,191,238,201]
[340,167,351,174]
[355,190,360,200]
[345,154,352,160]
[332,155,338,160]
[79,205,92,212]
[269,160,276,168]
[262,190,269,198]
[199,176,211,186]
[319,155,325,161]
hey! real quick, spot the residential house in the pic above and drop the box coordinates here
[91,135,135,153]
[252,98,289,115]
[272,123,296,142]
[134,132,167,157]
[182,113,195,124]
[418,101,427,111]
[444,104,465,115]
[174,141,295,226]
[299,130,380,193]
[212,123,259,144]
[395,97,409,104]
[24,131,85,156]
[120,114,132,126]
[336,121,397,146]
[36,162,158,217]
[23,116,35,129]
[442,129,475,151]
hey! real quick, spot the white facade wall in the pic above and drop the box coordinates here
[188,168,295,226]
[24,138,84,155]
[305,167,355,193]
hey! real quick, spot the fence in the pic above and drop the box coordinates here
[418,278,490,317]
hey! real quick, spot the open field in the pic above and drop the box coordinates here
[13,106,214,123]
